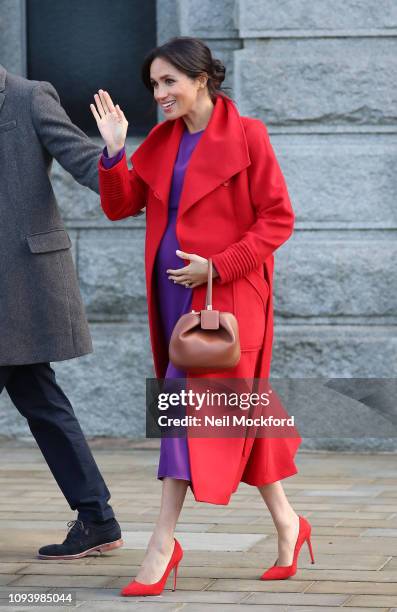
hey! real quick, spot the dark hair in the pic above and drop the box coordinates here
[141,36,233,106]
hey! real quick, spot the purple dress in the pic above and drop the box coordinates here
[102,126,205,482]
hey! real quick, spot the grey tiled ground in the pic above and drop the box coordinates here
[0,438,396,611]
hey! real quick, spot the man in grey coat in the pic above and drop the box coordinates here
[0,64,123,559]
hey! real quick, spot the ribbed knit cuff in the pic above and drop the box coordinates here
[211,241,258,284]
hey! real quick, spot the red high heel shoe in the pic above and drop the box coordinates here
[120,538,183,596]
[260,515,314,580]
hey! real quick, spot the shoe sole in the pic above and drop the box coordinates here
[37,538,124,560]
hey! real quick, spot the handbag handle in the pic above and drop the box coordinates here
[205,257,213,310]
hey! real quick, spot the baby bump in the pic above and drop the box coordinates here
[156,211,182,276]
[155,212,193,343]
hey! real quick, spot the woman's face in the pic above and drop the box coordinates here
[150,57,206,118]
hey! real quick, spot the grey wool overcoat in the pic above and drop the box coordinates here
[0,64,101,365]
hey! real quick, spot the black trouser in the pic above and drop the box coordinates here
[0,363,114,522]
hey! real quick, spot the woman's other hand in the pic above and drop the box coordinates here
[90,90,128,156]
[167,250,219,288]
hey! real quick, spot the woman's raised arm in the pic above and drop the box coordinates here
[91,90,147,219]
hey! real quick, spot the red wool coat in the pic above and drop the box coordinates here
[98,93,301,504]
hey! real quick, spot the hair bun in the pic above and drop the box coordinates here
[211,58,226,86]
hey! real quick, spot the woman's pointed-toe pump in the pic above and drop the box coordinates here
[260,515,314,580]
[120,538,183,597]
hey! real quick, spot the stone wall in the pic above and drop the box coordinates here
[0,0,396,447]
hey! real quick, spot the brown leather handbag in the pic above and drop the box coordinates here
[169,258,241,372]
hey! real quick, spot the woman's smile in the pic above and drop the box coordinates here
[161,99,177,113]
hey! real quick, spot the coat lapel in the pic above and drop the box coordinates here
[131,93,251,219]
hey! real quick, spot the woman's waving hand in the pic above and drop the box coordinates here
[90,89,128,157]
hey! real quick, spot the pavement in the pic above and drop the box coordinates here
[0,438,396,611]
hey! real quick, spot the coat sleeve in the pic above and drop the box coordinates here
[211,119,295,284]
[31,81,102,193]
[98,150,147,220]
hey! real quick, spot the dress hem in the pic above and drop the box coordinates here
[157,475,192,482]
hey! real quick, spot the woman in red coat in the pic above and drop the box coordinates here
[91,37,312,596]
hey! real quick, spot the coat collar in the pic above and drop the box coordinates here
[131,93,251,219]
[0,64,6,115]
